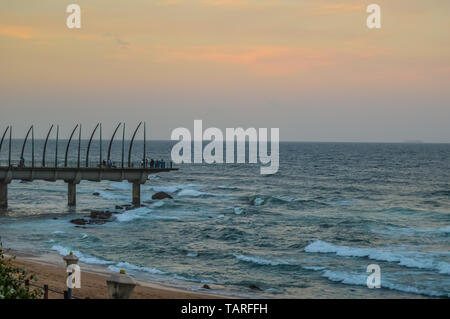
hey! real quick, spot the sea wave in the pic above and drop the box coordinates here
[249,195,327,207]
[172,274,215,284]
[116,207,152,222]
[95,190,129,201]
[305,240,450,274]
[234,254,290,266]
[321,269,448,298]
[177,189,213,197]
[51,244,112,265]
[146,184,200,194]
[109,181,132,190]
[217,185,239,190]
[371,225,450,237]
[108,262,166,275]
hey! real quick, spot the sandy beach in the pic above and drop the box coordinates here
[5,251,227,299]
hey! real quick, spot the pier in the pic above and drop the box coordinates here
[0,123,178,208]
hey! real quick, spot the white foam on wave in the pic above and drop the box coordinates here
[95,190,129,201]
[302,266,326,271]
[305,240,450,274]
[146,184,199,194]
[51,244,112,265]
[321,269,448,298]
[177,189,210,197]
[272,196,299,202]
[109,262,166,275]
[234,254,290,266]
[253,197,265,206]
[234,207,245,215]
[52,231,65,235]
[173,274,215,284]
[177,189,228,198]
[116,207,152,222]
[51,244,168,277]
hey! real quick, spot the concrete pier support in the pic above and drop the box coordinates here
[68,182,76,206]
[132,183,140,206]
[0,183,7,209]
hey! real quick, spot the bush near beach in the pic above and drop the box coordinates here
[0,250,43,299]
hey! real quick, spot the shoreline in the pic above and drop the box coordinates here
[4,249,232,299]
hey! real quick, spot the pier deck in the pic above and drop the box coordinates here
[0,166,178,208]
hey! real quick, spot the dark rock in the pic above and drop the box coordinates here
[92,192,100,196]
[115,205,123,210]
[88,219,108,225]
[202,284,211,289]
[90,211,112,219]
[152,192,173,200]
[248,284,262,291]
[70,218,88,225]
[52,217,58,220]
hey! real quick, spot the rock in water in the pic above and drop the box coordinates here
[92,192,100,196]
[90,210,113,219]
[152,192,173,200]
[248,284,262,291]
[70,218,88,225]
[202,284,211,289]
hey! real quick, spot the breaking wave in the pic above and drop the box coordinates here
[321,269,449,298]
[304,240,450,275]
[234,254,291,266]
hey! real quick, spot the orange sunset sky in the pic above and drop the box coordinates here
[0,0,449,142]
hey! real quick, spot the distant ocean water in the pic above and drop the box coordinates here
[0,141,449,298]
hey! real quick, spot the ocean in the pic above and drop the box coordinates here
[0,141,449,298]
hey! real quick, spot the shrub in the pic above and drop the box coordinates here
[0,249,43,299]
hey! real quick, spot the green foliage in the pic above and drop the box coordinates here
[0,249,43,299]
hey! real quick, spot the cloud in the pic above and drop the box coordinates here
[153,45,334,75]
[201,0,279,7]
[0,25,33,39]
[318,3,364,14]
[155,0,184,6]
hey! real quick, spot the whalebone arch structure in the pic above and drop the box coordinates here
[0,123,177,209]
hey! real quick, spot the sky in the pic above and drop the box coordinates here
[0,0,449,142]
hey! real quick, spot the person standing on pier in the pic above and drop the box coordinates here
[19,157,25,167]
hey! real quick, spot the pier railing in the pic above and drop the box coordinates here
[0,122,175,170]
[0,159,175,169]
[0,123,178,208]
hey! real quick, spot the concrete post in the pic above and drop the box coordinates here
[68,182,76,206]
[0,183,7,209]
[107,269,137,299]
[132,183,140,206]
